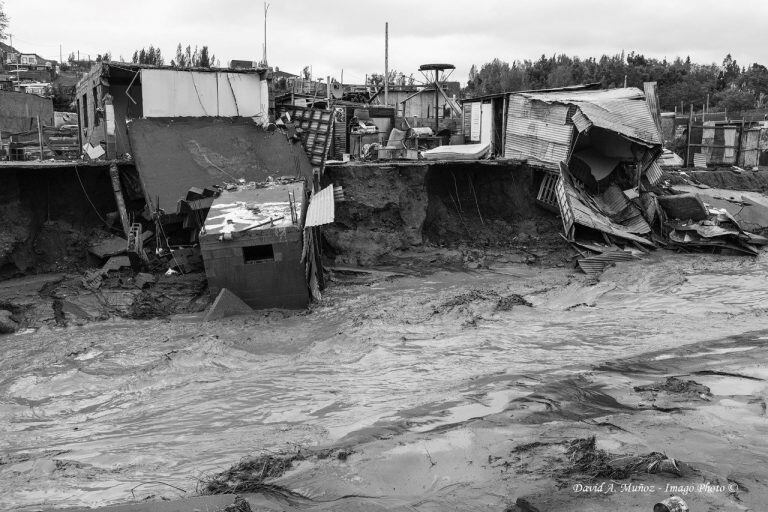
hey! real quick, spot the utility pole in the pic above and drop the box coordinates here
[59,44,63,68]
[435,68,440,131]
[263,2,269,66]
[384,22,389,106]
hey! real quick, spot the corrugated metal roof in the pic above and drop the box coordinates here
[517,87,661,146]
[571,109,592,133]
[304,184,335,228]
[460,82,601,104]
[578,251,639,276]
[508,95,570,124]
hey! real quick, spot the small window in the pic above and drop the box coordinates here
[82,94,89,128]
[243,244,274,264]
[92,86,99,126]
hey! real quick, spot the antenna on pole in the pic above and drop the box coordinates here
[262,2,270,66]
[384,22,389,106]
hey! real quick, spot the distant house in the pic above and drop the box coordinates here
[13,53,57,71]
[75,61,270,159]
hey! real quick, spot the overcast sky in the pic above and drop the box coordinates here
[4,0,768,84]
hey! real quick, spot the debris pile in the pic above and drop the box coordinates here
[560,436,682,480]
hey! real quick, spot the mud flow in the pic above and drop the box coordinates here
[2,253,768,510]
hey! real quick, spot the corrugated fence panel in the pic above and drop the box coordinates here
[305,184,335,228]
[643,82,663,139]
[470,101,481,142]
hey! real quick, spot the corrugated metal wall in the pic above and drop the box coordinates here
[462,102,472,141]
[505,94,573,168]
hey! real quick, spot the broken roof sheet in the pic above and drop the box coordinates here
[127,117,313,212]
[556,162,654,246]
[517,87,661,146]
[304,184,335,228]
[203,182,304,236]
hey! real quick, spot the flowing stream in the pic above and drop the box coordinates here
[2,253,768,510]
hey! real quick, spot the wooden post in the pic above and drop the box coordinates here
[685,104,693,167]
[737,120,745,166]
[109,163,131,237]
[36,116,44,161]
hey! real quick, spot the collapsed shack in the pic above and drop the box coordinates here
[500,84,767,271]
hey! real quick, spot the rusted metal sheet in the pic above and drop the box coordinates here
[304,184,335,228]
[519,87,661,146]
[571,109,592,133]
[556,163,654,246]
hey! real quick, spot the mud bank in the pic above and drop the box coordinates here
[323,162,570,268]
[662,168,768,193]
[0,165,140,278]
[0,271,210,332]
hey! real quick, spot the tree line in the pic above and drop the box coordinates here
[61,44,218,69]
[464,53,768,113]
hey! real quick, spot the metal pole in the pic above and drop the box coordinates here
[435,69,439,132]
[263,2,269,65]
[384,22,389,106]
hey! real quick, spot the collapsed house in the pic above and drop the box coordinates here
[494,83,767,266]
[75,62,270,160]
[200,182,311,309]
[68,62,338,309]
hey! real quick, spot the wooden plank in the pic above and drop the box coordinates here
[109,163,131,237]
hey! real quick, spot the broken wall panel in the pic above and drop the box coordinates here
[556,163,654,246]
[127,117,313,212]
[140,69,265,118]
[0,90,54,135]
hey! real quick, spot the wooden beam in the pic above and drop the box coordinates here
[109,163,131,237]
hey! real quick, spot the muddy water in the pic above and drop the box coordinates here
[2,253,768,510]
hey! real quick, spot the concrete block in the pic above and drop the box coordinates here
[102,255,131,272]
[89,236,128,259]
[204,288,255,321]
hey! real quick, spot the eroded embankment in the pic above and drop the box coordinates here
[323,162,569,267]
